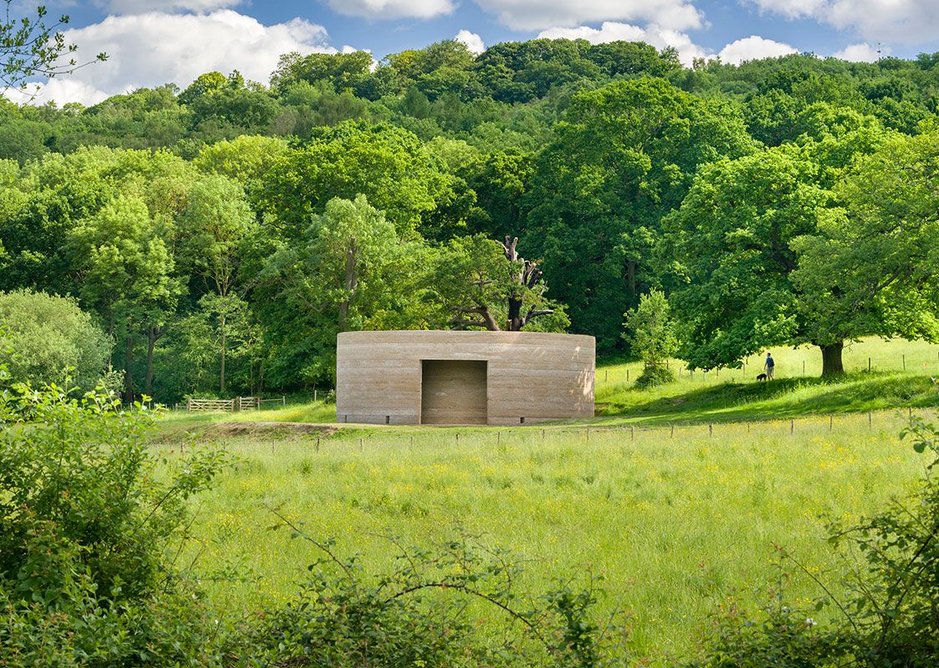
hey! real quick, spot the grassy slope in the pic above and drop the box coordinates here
[595,337,939,425]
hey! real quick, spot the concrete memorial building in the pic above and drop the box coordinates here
[336,331,595,425]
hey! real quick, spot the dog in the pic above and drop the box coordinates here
[756,373,768,381]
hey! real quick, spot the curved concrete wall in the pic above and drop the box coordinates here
[336,330,595,425]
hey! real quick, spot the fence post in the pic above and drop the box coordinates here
[829,415,833,432]
[282,395,286,406]
[903,354,906,371]
[868,411,873,429]
[868,357,872,372]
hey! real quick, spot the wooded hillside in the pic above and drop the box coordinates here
[2,39,938,400]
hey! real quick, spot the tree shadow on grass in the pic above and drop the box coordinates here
[597,373,939,425]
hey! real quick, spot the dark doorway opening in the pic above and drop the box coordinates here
[420,360,488,425]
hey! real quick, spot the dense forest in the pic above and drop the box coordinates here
[2,39,938,401]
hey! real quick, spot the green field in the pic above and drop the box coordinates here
[156,337,939,662]
[594,337,939,425]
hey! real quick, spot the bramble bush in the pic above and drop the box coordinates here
[229,514,626,667]
[691,414,939,667]
[0,378,229,666]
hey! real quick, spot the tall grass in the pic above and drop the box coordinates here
[163,410,933,663]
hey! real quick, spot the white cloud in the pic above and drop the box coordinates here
[745,0,939,44]
[537,21,707,66]
[473,0,703,32]
[19,10,338,106]
[92,0,242,12]
[832,42,881,62]
[454,29,485,55]
[718,35,798,64]
[746,0,826,19]
[325,0,454,20]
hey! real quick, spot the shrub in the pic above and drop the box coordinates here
[624,289,678,388]
[0,381,229,665]
[0,289,111,390]
[231,520,626,667]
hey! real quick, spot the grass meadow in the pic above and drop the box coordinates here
[158,411,934,663]
[153,337,939,662]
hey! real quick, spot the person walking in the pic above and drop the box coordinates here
[764,352,775,380]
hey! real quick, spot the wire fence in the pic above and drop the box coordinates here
[193,408,938,457]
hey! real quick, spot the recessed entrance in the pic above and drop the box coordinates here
[420,360,488,425]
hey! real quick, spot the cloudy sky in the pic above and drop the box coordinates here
[11,0,939,105]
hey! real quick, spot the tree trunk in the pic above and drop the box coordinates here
[123,335,134,403]
[820,341,845,377]
[220,312,226,394]
[339,242,357,331]
[626,258,637,298]
[145,326,158,396]
[507,295,522,331]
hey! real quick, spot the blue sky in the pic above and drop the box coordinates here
[12,0,939,104]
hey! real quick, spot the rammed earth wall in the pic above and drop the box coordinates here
[336,331,595,425]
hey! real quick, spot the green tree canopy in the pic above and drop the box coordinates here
[256,195,432,386]
[0,289,110,389]
[262,121,455,236]
[791,131,939,368]
[67,195,180,398]
[664,149,829,371]
[432,234,568,332]
[664,112,899,376]
[525,76,754,352]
